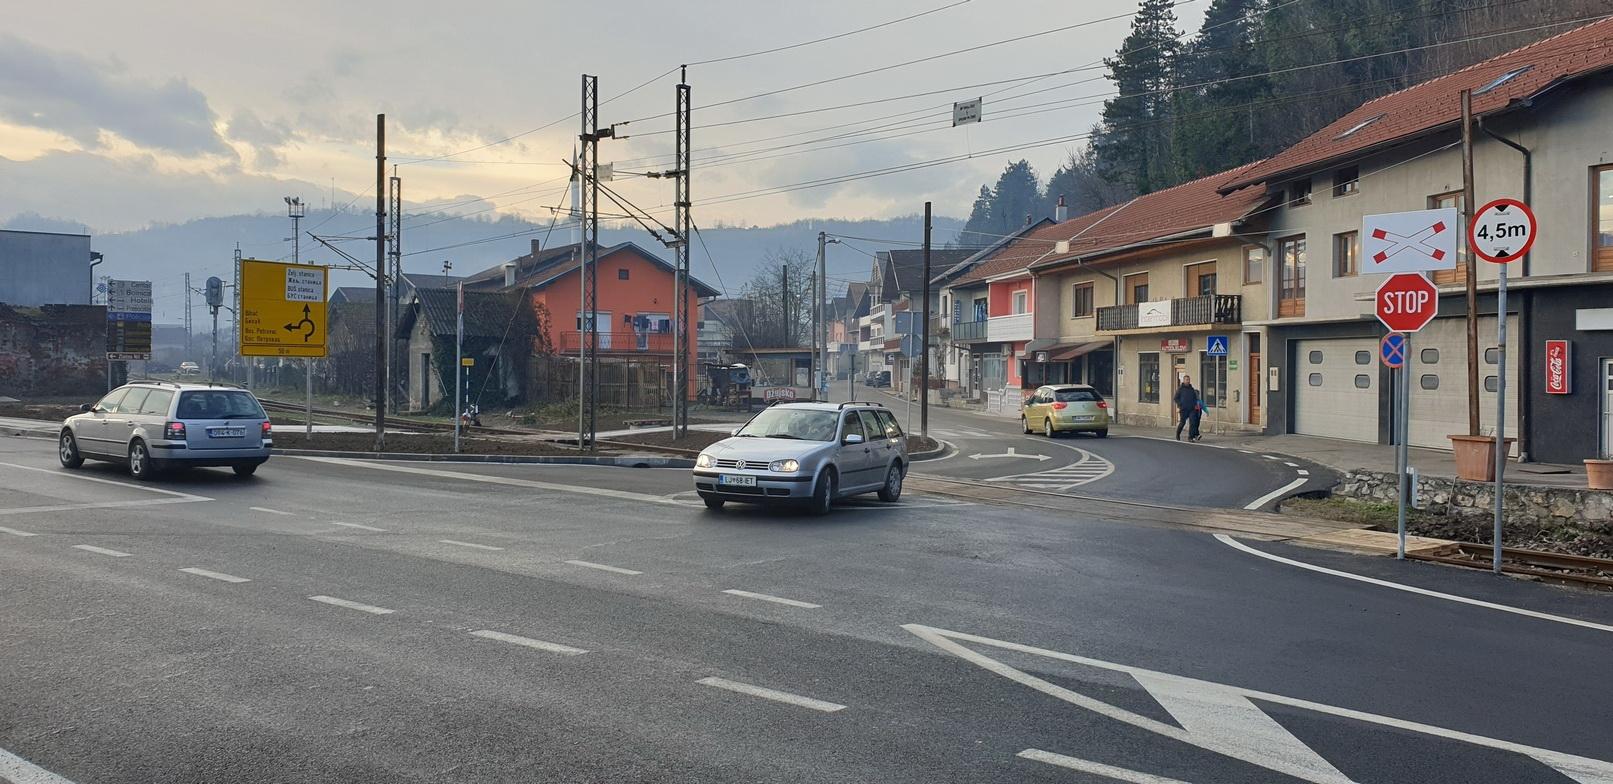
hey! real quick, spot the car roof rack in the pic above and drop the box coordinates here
[837,400,887,409]
[127,380,183,389]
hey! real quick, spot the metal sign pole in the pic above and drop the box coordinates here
[305,359,313,436]
[1397,336,1411,560]
[1493,264,1509,573]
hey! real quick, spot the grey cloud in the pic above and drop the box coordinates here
[0,35,231,156]
[227,109,293,168]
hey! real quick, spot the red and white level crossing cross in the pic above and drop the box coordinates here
[1371,220,1447,265]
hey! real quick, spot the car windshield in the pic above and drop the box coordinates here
[1054,388,1101,403]
[735,408,838,441]
[176,390,266,420]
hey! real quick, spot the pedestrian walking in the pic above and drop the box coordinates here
[1174,375,1202,442]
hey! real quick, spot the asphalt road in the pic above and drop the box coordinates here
[846,391,1333,510]
[2,434,1611,784]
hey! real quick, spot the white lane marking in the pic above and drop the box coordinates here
[1133,671,1352,782]
[721,589,821,609]
[1284,462,1300,467]
[72,545,130,557]
[1215,534,1613,634]
[179,567,251,583]
[469,629,588,656]
[1243,477,1308,510]
[1298,469,1310,477]
[330,522,387,532]
[696,677,845,713]
[0,526,37,536]
[0,499,201,517]
[1262,454,1282,461]
[292,457,681,505]
[0,746,77,784]
[308,595,394,615]
[249,506,294,516]
[565,559,642,575]
[907,624,1613,784]
[0,461,212,502]
[1237,449,1253,454]
[1018,750,1194,784]
[439,539,504,551]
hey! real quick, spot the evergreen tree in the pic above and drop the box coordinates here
[990,160,1041,236]
[958,185,995,248]
[1041,142,1135,219]
[1171,0,1268,179]
[1095,0,1181,194]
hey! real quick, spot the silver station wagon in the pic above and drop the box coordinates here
[59,382,273,479]
[692,401,907,515]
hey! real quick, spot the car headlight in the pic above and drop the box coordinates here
[769,459,800,473]
[695,453,714,468]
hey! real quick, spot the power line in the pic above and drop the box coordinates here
[685,0,972,67]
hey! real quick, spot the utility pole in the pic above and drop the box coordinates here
[815,232,825,399]
[373,113,387,451]
[782,264,790,348]
[920,201,932,438]
[454,282,464,454]
[672,69,692,438]
[388,169,403,414]
[1460,89,1479,437]
[183,272,193,358]
[286,196,310,434]
[580,75,602,450]
[234,245,246,388]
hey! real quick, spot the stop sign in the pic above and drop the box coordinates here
[1376,273,1438,333]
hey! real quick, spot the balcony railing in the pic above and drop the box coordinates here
[1095,294,1242,332]
[987,313,1035,342]
[948,319,988,343]
[559,331,677,353]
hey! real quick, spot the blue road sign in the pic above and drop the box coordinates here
[1381,332,1407,369]
[1206,335,1229,357]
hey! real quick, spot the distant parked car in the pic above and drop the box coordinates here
[692,401,907,514]
[177,361,201,376]
[59,382,272,479]
[863,370,891,388]
[1021,384,1109,438]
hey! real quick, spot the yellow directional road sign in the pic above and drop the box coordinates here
[240,259,328,357]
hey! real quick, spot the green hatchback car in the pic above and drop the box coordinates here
[1021,384,1110,438]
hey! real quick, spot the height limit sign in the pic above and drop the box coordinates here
[1470,198,1536,264]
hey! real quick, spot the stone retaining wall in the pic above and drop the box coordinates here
[1333,469,1613,554]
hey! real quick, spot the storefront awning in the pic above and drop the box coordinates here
[1049,340,1111,362]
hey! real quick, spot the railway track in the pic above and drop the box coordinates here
[1409,542,1613,590]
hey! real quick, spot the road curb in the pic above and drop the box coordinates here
[909,440,954,462]
[273,448,693,468]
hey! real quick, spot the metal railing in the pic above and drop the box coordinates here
[949,319,988,342]
[1095,294,1241,332]
[558,331,677,353]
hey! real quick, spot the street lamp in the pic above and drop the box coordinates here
[284,196,305,264]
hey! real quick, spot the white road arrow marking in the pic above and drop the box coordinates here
[968,447,1051,461]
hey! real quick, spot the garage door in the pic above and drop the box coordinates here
[1293,338,1380,442]
[1406,315,1519,454]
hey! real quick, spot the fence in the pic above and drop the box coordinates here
[527,354,672,409]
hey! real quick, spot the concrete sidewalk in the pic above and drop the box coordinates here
[1110,422,1588,489]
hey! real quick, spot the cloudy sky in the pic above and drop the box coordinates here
[2,1,1206,233]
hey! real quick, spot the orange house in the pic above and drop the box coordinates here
[461,240,718,392]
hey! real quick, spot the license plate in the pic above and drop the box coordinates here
[208,427,245,438]
[1068,415,1095,422]
[718,474,757,487]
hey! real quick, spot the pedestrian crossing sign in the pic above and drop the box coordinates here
[1206,335,1229,357]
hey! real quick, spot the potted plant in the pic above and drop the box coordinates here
[1448,433,1516,482]
[1586,458,1613,490]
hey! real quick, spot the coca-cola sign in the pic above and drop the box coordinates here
[1545,340,1571,395]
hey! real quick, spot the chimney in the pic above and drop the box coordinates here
[1055,194,1068,222]
[1024,213,1032,227]
[529,239,541,258]
[503,261,517,288]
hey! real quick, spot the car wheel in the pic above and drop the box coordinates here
[701,493,725,511]
[1096,428,1109,438]
[233,463,258,478]
[1021,416,1032,434]
[877,462,904,502]
[127,440,157,480]
[1043,418,1055,438]
[58,430,84,468]
[809,469,836,516]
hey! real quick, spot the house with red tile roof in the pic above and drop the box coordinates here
[1222,16,1613,462]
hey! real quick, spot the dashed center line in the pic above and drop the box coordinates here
[565,559,642,575]
[72,545,130,557]
[0,526,37,537]
[1298,469,1311,477]
[697,677,845,713]
[249,506,295,516]
[179,567,251,583]
[470,629,588,656]
[721,589,821,609]
[330,522,387,532]
[439,539,504,551]
[308,595,395,615]
[1283,462,1300,468]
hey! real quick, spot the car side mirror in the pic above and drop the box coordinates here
[80,403,94,413]
[844,433,865,445]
